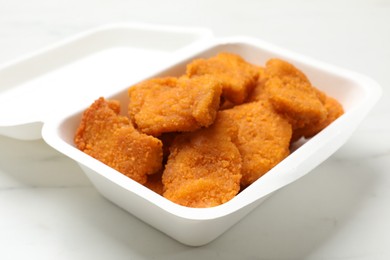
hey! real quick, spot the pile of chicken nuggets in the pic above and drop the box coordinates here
[74,52,344,208]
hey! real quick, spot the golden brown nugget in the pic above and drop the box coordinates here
[74,97,163,184]
[292,94,344,141]
[223,101,292,187]
[246,65,343,143]
[162,114,242,208]
[186,52,259,104]
[128,75,222,136]
[265,59,327,130]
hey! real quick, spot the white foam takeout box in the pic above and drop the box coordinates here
[0,23,382,246]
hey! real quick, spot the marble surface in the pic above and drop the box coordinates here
[0,0,389,259]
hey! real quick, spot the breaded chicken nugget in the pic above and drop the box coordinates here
[186,52,259,104]
[265,59,327,130]
[74,97,163,184]
[128,75,222,136]
[162,113,242,208]
[223,101,292,187]
[292,93,344,141]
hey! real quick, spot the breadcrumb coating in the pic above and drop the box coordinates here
[128,75,222,136]
[186,52,259,104]
[162,113,242,208]
[74,97,163,184]
[246,66,269,103]
[292,92,344,140]
[265,59,327,130]
[222,101,292,187]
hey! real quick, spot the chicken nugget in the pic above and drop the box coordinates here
[223,101,292,187]
[186,52,259,104]
[128,75,222,136]
[265,59,327,130]
[162,113,242,208]
[292,92,344,141]
[74,97,163,184]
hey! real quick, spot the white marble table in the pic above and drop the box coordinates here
[1,0,389,259]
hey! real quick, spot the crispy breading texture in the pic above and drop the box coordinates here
[186,52,259,104]
[246,66,269,103]
[128,75,222,136]
[222,101,292,187]
[74,97,163,184]
[162,113,242,208]
[292,92,344,140]
[248,62,344,142]
[264,59,327,130]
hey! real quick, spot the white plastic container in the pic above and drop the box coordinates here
[0,23,382,246]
